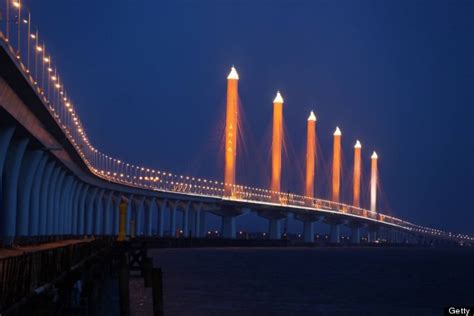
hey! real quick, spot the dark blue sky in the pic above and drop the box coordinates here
[28,0,473,234]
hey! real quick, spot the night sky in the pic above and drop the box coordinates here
[28,1,473,234]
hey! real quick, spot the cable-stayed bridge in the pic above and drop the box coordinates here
[0,1,472,248]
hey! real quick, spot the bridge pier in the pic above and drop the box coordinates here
[329,223,340,243]
[47,166,60,235]
[103,191,114,235]
[85,187,98,235]
[39,161,54,236]
[77,184,90,235]
[17,149,43,238]
[144,198,155,236]
[95,189,106,235]
[349,221,363,244]
[0,126,15,240]
[169,201,178,237]
[367,225,378,243]
[303,221,314,243]
[62,174,73,234]
[1,136,28,246]
[324,217,342,244]
[199,210,207,238]
[156,199,167,237]
[71,182,82,235]
[269,219,281,240]
[52,170,65,235]
[29,155,48,236]
[222,215,236,239]
[132,196,145,237]
[182,202,191,237]
[295,213,320,243]
[68,179,77,234]
[112,194,121,235]
[191,203,202,237]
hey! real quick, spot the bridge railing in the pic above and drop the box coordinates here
[0,1,471,243]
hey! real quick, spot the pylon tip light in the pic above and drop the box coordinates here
[308,111,316,121]
[273,91,284,103]
[334,126,341,136]
[371,151,378,159]
[227,66,239,80]
[354,140,361,148]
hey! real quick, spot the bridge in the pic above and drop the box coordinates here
[0,1,472,248]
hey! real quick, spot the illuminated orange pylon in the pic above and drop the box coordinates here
[353,140,361,207]
[271,91,284,200]
[332,127,341,202]
[370,151,378,212]
[305,111,317,198]
[224,66,239,196]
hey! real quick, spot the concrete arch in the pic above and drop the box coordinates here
[77,184,90,235]
[0,125,15,211]
[0,136,29,245]
[94,189,105,235]
[38,161,56,235]
[63,176,75,234]
[85,187,98,235]
[29,155,48,235]
[71,182,84,235]
[17,149,43,237]
[51,170,67,235]
[46,165,61,235]
[103,191,114,235]
[155,199,168,237]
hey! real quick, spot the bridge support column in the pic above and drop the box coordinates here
[46,166,60,235]
[29,156,48,236]
[39,161,55,236]
[324,217,342,244]
[303,221,314,243]
[60,176,74,235]
[269,219,281,240]
[199,211,207,238]
[169,201,178,237]
[294,214,319,243]
[329,224,340,243]
[69,181,78,235]
[222,215,236,239]
[17,149,43,237]
[1,136,28,246]
[367,226,378,243]
[52,170,66,235]
[156,199,167,237]
[132,197,145,237]
[118,198,128,242]
[103,191,114,235]
[67,180,76,235]
[182,202,190,237]
[349,222,363,245]
[94,189,105,236]
[145,198,155,236]
[78,185,90,235]
[350,227,361,245]
[70,182,82,235]
[112,194,121,235]
[398,231,405,244]
[0,125,15,226]
[86,188,99,235]
[191,203,203,238]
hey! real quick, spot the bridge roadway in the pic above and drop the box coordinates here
[0,33,471,248]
